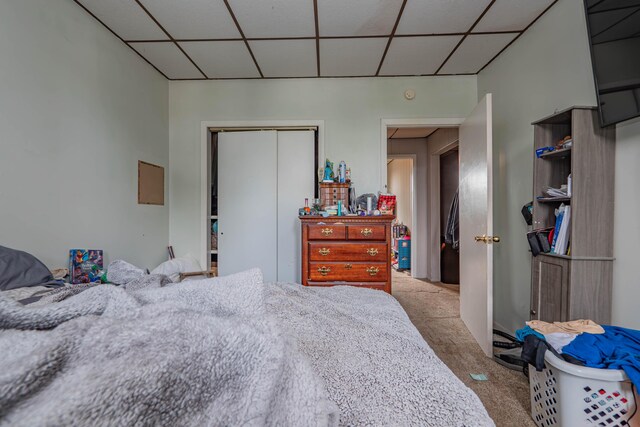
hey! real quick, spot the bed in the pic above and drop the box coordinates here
[0,267,493,426]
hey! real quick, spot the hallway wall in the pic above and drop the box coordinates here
[387,158,413,233]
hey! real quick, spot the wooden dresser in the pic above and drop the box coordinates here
[300,215,394,293]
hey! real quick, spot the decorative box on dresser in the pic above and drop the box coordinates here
[300,215,394,293]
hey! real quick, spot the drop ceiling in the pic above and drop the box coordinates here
[74,0,557,80]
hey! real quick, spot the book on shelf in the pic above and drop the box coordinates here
[550,206,564,253]
[550,204,571,255]
[555,205,571,255]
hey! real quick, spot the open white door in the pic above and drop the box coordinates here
[459,94,495,357]
[218,131,278,282]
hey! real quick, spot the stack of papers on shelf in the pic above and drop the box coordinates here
[543,185,569,198]
[551,204,571,255]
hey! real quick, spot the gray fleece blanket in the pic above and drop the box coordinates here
[266,283,495,427]
[0,269,338,426]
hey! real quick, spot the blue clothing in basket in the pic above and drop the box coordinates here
[562,325,640,388]
[515,325,545,342]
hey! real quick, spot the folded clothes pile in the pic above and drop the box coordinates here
[516,319,640,388]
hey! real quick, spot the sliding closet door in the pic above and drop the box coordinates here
[277,131,315,283]
[218,131,278,282]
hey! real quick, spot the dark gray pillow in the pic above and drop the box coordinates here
[0,245,61,291]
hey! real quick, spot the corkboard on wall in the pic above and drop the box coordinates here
[138,161,164,205]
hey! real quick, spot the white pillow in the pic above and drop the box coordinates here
[151,255,203,282]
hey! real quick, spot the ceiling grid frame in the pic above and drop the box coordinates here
[73,0,560,80]
[222,0,264,78]
[134,0,208,79]
[313,0,321,77]
[375,0,408,76]
[477,0,559,73]
[434,0,496,75]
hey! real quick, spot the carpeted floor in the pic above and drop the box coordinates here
[392,270,535,427]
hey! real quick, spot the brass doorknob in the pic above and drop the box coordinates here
[474,235,501,243]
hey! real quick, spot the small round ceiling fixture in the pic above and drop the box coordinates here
[404,89,416,100]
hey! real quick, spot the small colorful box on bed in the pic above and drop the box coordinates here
[69,249,103,284]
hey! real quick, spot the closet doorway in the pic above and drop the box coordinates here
[201,121,325,283]
[439,146,460,284]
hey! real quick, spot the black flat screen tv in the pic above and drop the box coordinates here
[584,0,640,127]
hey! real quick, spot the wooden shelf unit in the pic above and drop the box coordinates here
[536,197,572,203]
[538,146,572,159]
[530,107,615,324]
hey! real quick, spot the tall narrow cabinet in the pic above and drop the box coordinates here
[530,107,615,324]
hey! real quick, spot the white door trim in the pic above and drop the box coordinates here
[200,120,325,269]
[387,154,418,276]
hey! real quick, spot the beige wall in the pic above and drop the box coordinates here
[478,0,640,330]
[387,158,413,232]
[0,0,169,270]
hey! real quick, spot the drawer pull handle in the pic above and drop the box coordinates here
[367,248,379,256]
[344,263,352,270]
[321,228,333,236]
[317,266,331,276]
[361,228,373,236]
[318,248,331,256]
[365,266,380,276]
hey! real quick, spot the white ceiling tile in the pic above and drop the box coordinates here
[473,0,555,32]
[396,0,492,35]
[77,0,168,40]
[130,42,203,79]
[228,0,315,38]
[438,33,518,74]
[379,36,462,75]
[139,0,240,39]
[179,41,260,78]
[317,0,403,37]
[320,38,387,76]
[249,40,317,77]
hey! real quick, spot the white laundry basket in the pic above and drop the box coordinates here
[529,352,638,427]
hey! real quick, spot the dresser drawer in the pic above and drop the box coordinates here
[347,224,386,240]
[309,242,387,262]
[307,224,346,240]
[309,262,387,282]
